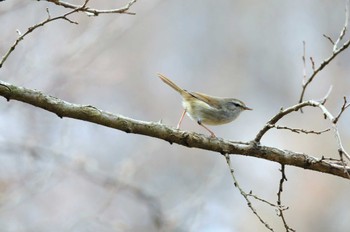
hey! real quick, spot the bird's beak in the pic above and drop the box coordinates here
[244,106,253,110]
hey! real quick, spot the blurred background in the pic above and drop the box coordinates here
[0,0,350,231]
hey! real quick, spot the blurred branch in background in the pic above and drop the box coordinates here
[0,0,138,68]
[0,141,165,230]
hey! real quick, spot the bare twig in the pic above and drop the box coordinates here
[323,34,335,45]
[276,165,286,207]
[0,1,89,68]
[246,192,279,208]
[333,96,350,124]
[315,102,350,161]
[309,56,315,72]
[268,124,330,135]
[254,101,321,143]
[245,166,294,231]
[276,165,295,232]
[0,0,138,69]
[333,0,349,51]
[299,1,350,103]
[44,0,138,16]
[320,85,333,105]
[298,38,350,103]
[255,98,350,161]
[224,154,274,231]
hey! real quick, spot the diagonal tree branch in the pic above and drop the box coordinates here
[0,80,349,179]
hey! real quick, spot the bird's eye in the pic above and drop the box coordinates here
[231,102,241,107]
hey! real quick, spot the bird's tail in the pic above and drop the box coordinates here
[157,73,184,94]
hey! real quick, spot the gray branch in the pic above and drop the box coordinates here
[0,80,349,179]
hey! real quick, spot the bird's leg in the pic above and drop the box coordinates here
[177,110,186,129]
[197,120,216,138]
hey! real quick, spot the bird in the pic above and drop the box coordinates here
[157,73,252,137]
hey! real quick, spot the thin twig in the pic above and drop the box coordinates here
[0,0,138,68]
[333,96,350,124]
[320,85,333,105]
[323,34,335,45]
[299,1,350,103]
[245,166,295,231]
[333,0,349,51]
[309,56,315,72]
[224,154,274,231]
[0,0,89,68]
[247,192,279,208]
[316,102,350,161]
[44,0,138,16]
[298,38,350,103]
[254,99,326,143]
[277,165,295,232]
[255,99,350,162]
[268,124,330,135]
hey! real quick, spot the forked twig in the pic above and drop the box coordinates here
[298,40,350,104]
[333,0,349,51]
[333,96,350,124]
[255,95,350,163]
[255,89,330,143]
[0,0,138,69]
[44,0,138,16]
[299,1,350,103]
[224,154,274,231]
[0,0,89,68]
